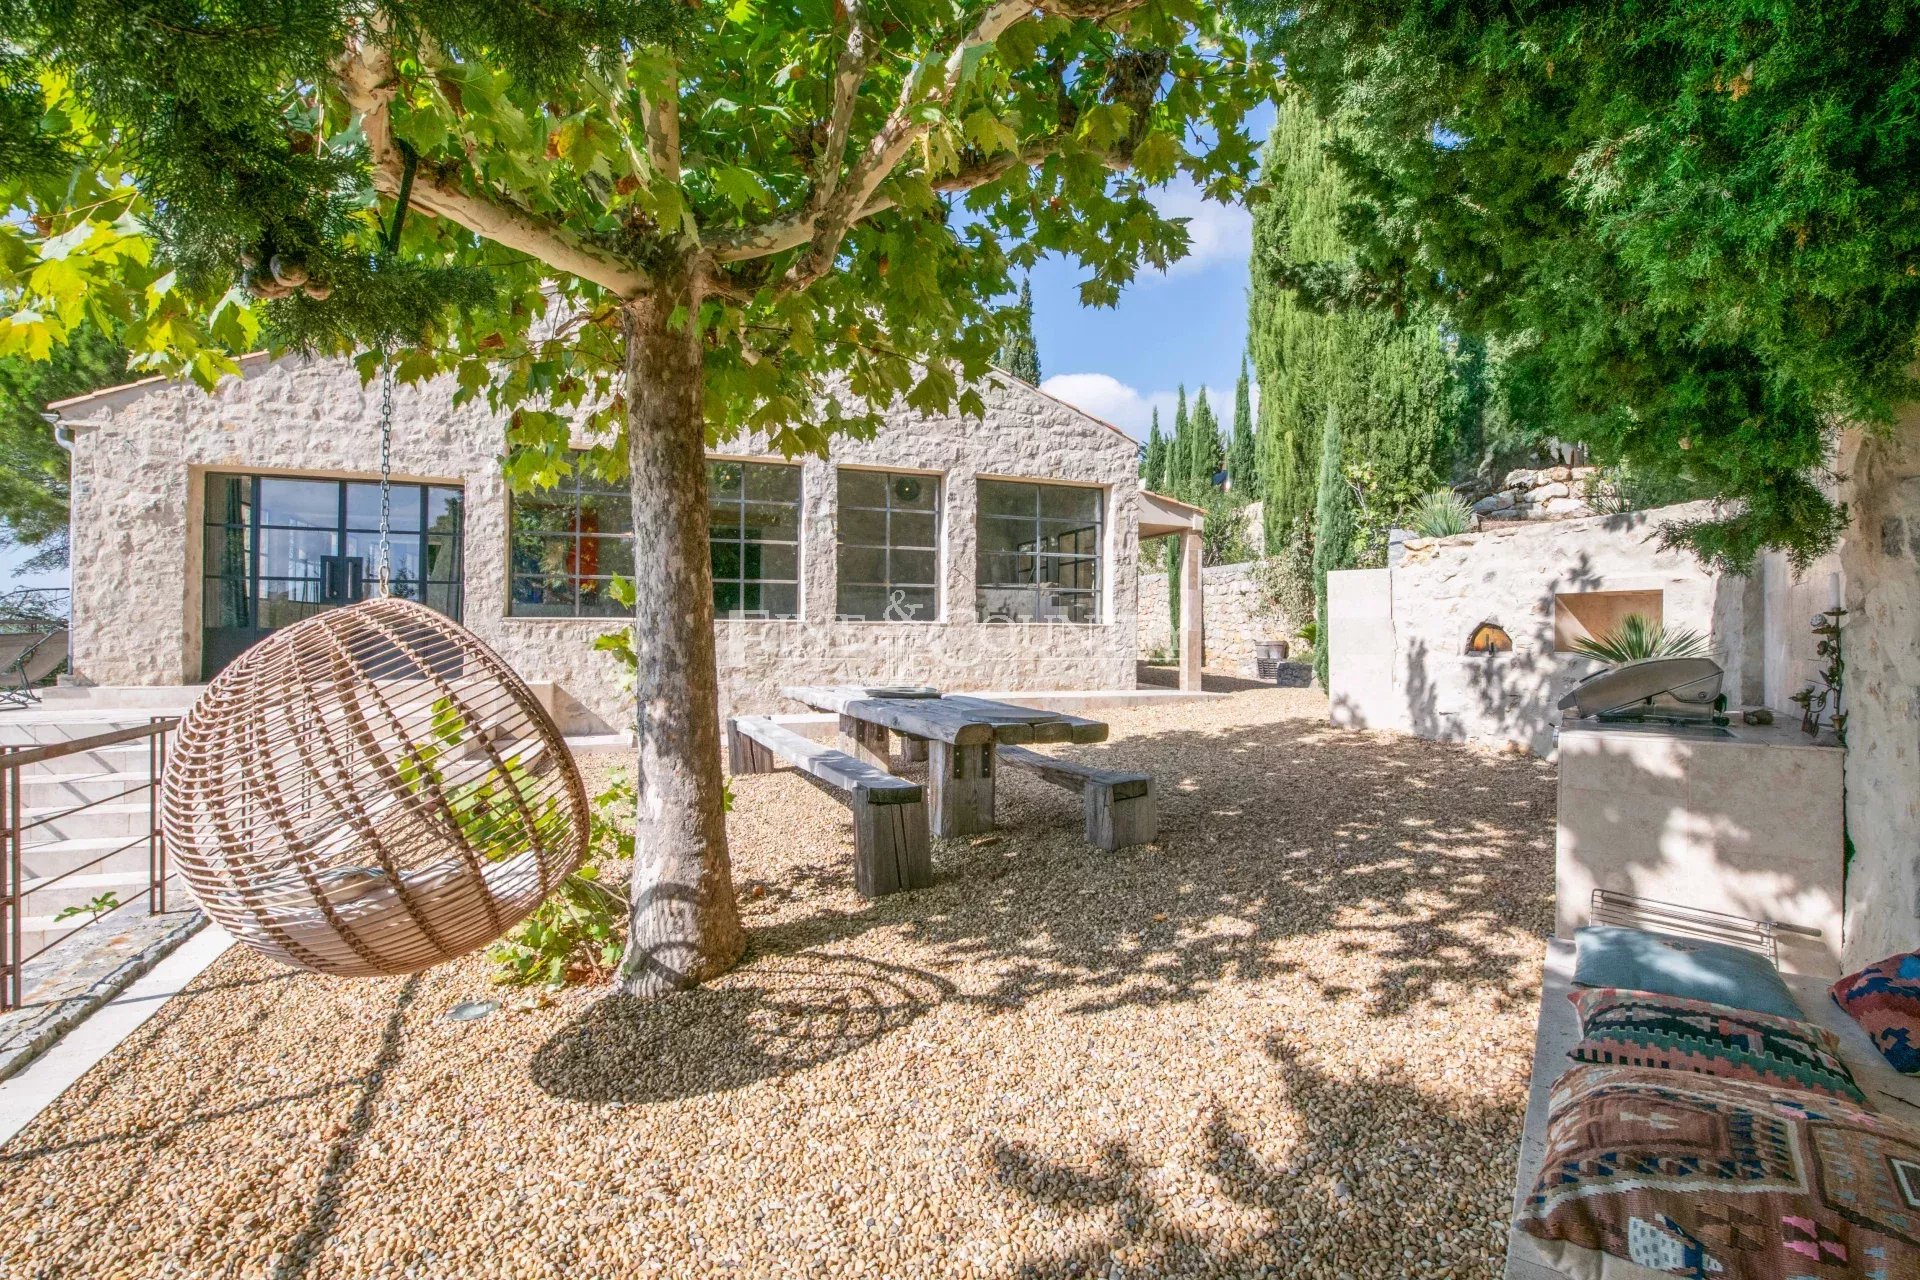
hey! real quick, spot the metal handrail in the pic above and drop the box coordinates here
[1,716,179,1010]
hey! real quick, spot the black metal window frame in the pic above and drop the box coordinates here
[708,459,804,620]
[974,478,1105,624]
[835,467,941,622]
[507,463,636,618]
[202,472,466,631]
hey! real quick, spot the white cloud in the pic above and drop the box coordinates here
[1039,373,1255,441]
[1146,181,1252,280]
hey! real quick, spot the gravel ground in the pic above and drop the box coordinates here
[1,683,1556,1280]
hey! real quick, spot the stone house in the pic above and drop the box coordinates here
[47,352,1202,731]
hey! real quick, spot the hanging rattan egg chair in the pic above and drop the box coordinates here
[161,596,592,977]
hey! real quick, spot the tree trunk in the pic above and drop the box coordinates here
[617,275,746,996]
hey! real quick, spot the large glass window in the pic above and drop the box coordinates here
[836,468,940,621]
[201,473,464,679]
[509,465,635,617]
[975,480,1103,623]
[709,460,802,619]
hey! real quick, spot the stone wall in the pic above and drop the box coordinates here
[60,353,1141,731]
[1326,502,1742,755]
[1137,560,1291,674]
[1469,465,1603,522]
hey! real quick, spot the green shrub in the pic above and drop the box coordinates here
[1251,514,1316,636]
[1569,614,1709,665]
[1406,489,1473,538]
[488,777,639,986]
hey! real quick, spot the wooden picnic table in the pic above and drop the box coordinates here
[782,685,1109,837]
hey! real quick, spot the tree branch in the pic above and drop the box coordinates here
[334,29,652,297]
[704,0,1146,291]
[636,57,682,182]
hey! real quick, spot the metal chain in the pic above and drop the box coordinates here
[376,356,394,596]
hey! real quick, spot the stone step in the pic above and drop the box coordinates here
[14,742,156,777]
[16,770,155,806]
[17,868,155,926]
[16,801,154,843]
[14,834,158,883]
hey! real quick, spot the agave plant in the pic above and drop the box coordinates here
[1406,488,1474,538]
[1571,614,1710,664]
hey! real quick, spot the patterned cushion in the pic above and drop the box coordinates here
[1516,1064,1920,1280]
[1831,949,1920,1075]
[1572,924,1803,1021]
[1568,986,1866,1104]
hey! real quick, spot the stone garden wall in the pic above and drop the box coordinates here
[1138,561,1289,675]
[1468,465,1603,522]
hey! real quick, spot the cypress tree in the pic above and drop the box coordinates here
[1311,405,1352,690]
[1188,388,1223,488]
[1227,355,1257,498]
[1170,384,1190,485]
[994,277,1042,384]
[1249,95,1451,551]
[1142,409,1167,490]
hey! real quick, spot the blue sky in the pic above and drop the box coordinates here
[1034,100,1273,442]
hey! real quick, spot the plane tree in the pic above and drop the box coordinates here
[0,0,1270,994]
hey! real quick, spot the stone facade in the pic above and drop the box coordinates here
[57,354,1140,731]
[1137,561,1291,674]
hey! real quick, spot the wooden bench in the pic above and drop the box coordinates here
[727,715,932,897]
[996,746,1157,851]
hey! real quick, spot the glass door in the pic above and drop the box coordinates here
[201,473,465,679]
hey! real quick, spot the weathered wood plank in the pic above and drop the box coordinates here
[839,713,894,772]
[783,684,941,714]
[727,717,778,775]
[929,739,996,837]
[732,716,920,798]
[997,745,1156,851]
[840,697,998,745]
[897,733,930,763]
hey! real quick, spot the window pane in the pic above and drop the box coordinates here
[259,528,337,577]
[425,533,462,581]
[514,496,578,535]
[750,542,798,582]
[838,546,887,584]
[711,540,741,580]
[709,462,744,497]
[888,472,936,510]
[426,581,462,617]
[890,511,937,548]
[978,480,1034,519]
[710,500,744,537]
[979,516,1036,557]
[714,580,742,615]
[575,535,634,579]
[741,502,797,539]
[979,552,1036,585]
[839,506,888,546]
[257,478,338,529]
[347,482,421,530]
[838,468,887,508]
[745,463,801,503]
[742,582,799,618]
[575,579,628,617]
[1039,485,1099,523]
[977,587,1037,622]
[204,577,249,628]
[205,475,250,526]
[427,487,463,532]
[511,575,575,616]
[890,549,937,585]
[203,524,250,578]
[578,494,631,535]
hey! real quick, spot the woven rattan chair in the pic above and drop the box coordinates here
[162,597,591,976]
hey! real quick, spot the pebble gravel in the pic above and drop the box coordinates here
[0,683,1556,1279]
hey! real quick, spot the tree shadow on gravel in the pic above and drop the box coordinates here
[750,711,1557,1024]
[531,950,953,1104]
[987,1034,1521,1279]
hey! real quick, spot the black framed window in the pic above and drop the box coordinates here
[975,479,1103,623]
[508,464,635,617]
[709,461,802,619]
[836,468,939,621]
[201,473,464,678]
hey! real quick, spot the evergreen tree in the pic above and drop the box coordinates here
[1187,388,1223,487]
[1227,355,1257,498]
[1248,95,1451,552]
[1244,0,1913,570]
[1,1,1270,996]
[994,277,1042,384]
[1170,384,1191,483]
[1142,409,1167,490]
[1310,405,1352,689]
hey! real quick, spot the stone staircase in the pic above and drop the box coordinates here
[1,695,194,967]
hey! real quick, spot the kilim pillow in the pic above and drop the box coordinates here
[1513,1064,1920,1280]
[1831,949,1920,1074]
[1568,986,1866,1104]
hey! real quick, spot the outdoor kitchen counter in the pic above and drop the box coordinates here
[1554,717,1845,977]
